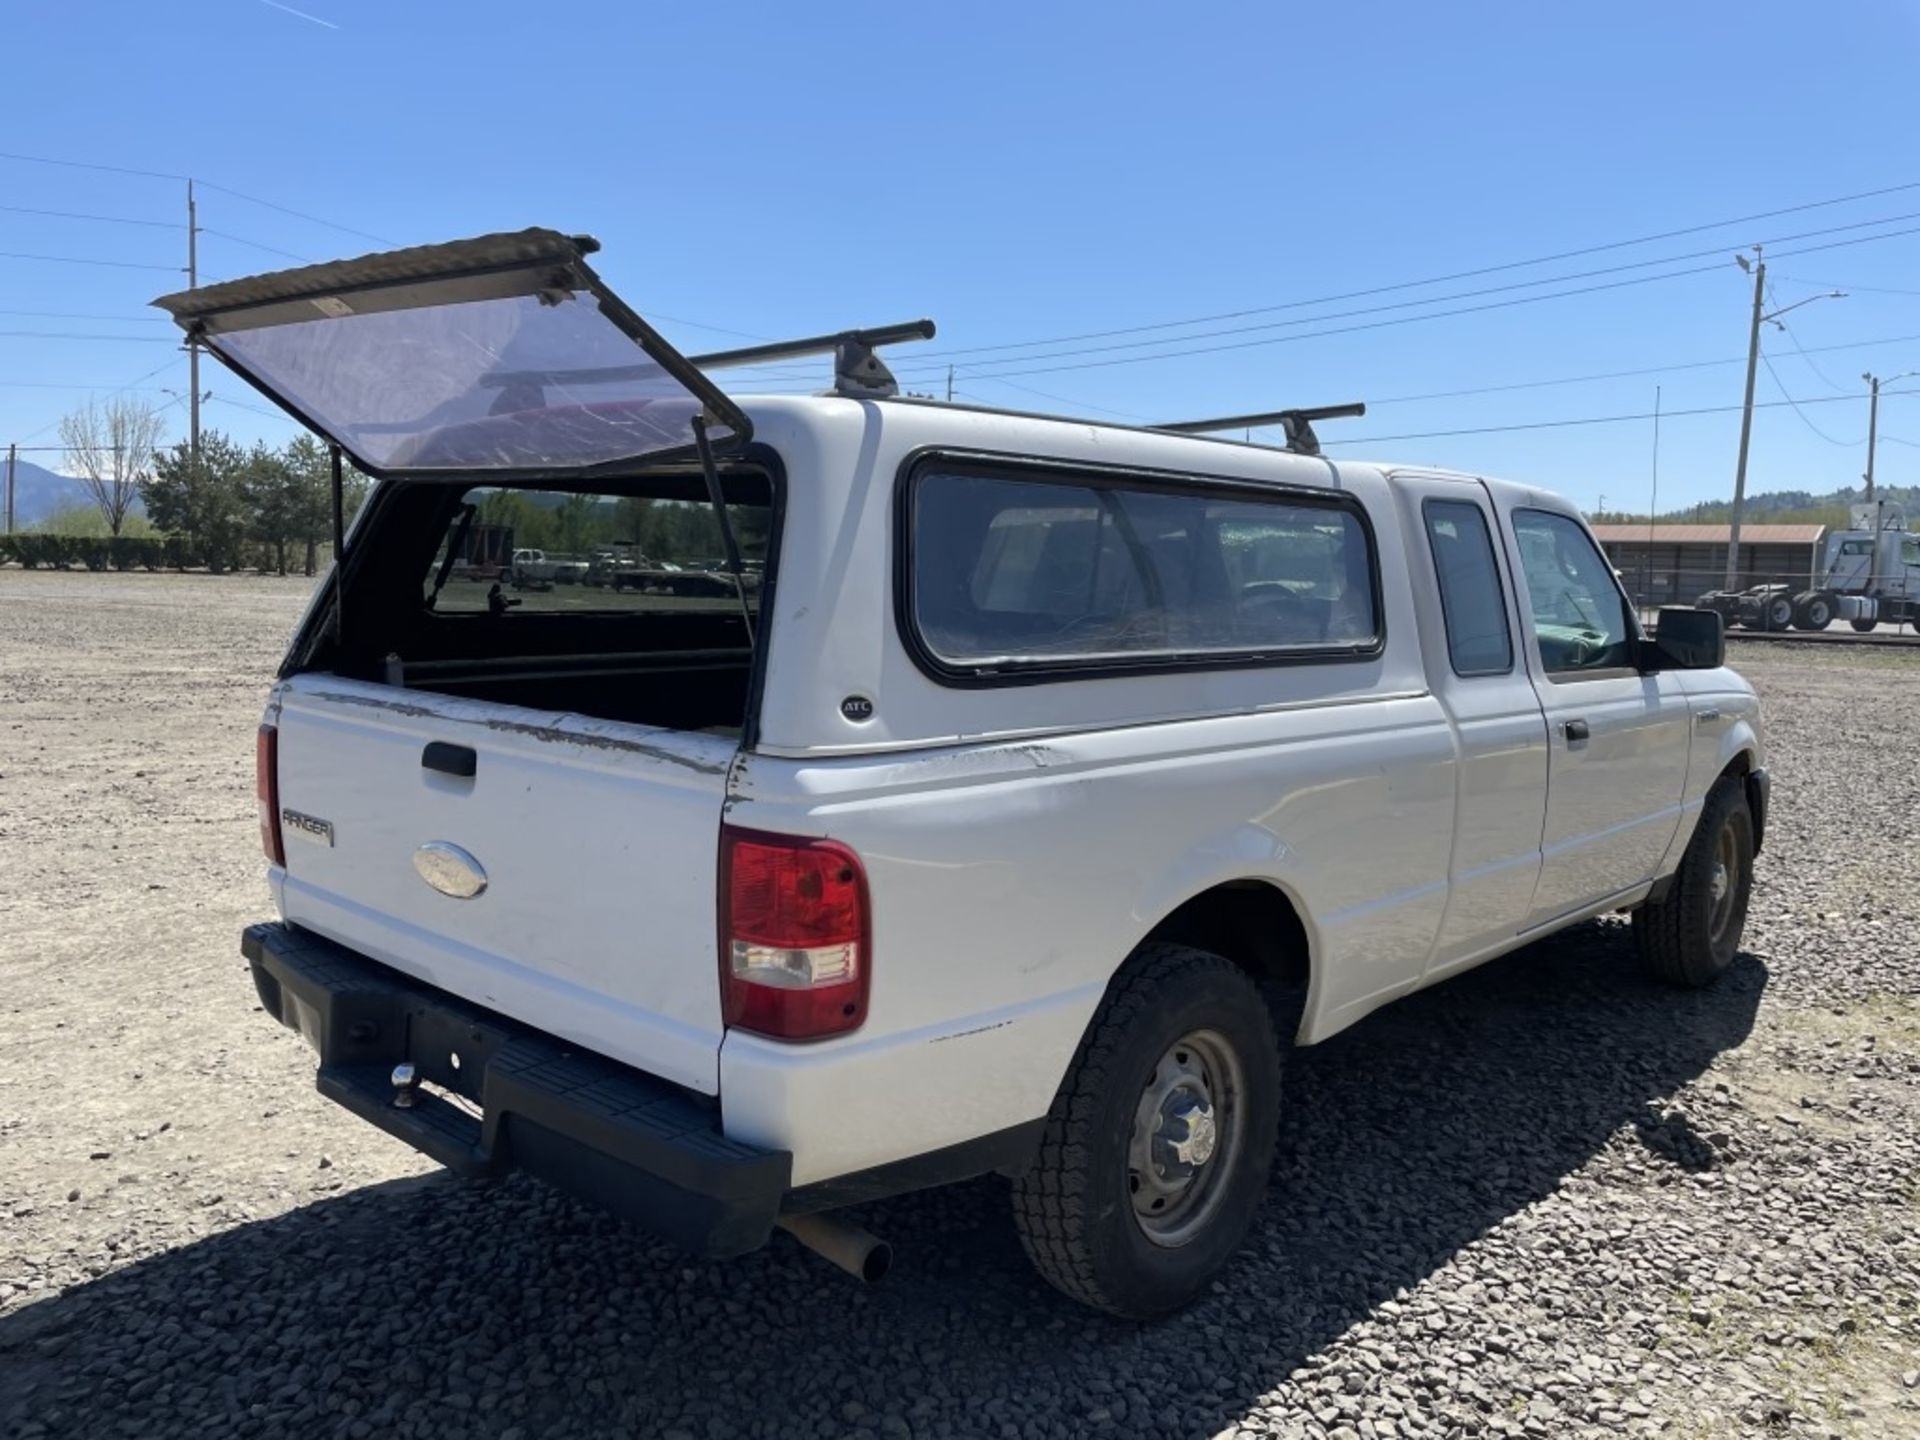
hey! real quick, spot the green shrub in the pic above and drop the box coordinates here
[12,534,63,568]
[105,535,165,571]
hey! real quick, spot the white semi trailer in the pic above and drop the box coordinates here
[1698,503,1920,632]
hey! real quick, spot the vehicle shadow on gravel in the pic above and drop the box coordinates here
[2,920,1764,1440]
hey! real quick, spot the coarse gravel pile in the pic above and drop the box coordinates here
[1,572,1916,1440]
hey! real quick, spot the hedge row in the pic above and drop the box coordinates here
[0,534,205,571]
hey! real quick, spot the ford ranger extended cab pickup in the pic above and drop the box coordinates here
[158,231,1767,1318]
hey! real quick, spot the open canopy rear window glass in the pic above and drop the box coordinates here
[155,229,744,475]
[908,464,1378,674]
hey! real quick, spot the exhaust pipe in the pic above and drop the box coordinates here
[776,1213,893,1283]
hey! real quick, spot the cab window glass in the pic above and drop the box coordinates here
[910,467,1377,673]
[1510,509,1634,674]
[1423,499,1512,676]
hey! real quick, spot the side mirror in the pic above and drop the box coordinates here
[1647,606,1725,670]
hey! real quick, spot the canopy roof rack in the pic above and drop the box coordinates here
[689,320,937,399]
[1154,402,1366,457]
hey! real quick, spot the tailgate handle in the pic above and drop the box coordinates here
[422,742,477,778]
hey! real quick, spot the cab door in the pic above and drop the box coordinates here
[1394,478,1548,974]
[1494,497,1692,926]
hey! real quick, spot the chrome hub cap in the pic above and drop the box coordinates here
[1708,820,1742,947]
[1128,1029,1245,1247]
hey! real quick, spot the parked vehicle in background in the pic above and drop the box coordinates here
[509,547,556,590]
[1696,501,1920,632]
[159,229,1769,1319]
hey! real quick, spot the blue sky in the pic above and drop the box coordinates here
[5,1,1920,512]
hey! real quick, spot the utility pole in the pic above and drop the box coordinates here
[1645,385,1661,608]
[187,179,201,464]
[1865,373,1880,504]
[5,442,15,534]
[1726,246,1766,590]
[1725,257,1846,588]
[945,365,954,403]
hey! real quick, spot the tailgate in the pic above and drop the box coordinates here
[271,674,733,1094]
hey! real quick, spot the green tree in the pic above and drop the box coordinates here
[283,435,370,575]
[242,442,302,575]
[143,432,251,572]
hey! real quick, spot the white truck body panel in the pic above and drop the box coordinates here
[255,394,1763,1191]
[270,675,734,1094]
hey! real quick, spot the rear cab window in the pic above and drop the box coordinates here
[424,486,770,617]
[901,456,1380,681]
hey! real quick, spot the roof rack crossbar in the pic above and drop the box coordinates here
[690,320,937,400]
[1155,401,1365,457]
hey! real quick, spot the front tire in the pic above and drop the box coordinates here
[1010,944,1282,1318]
[1851,617,1878,634]
[1632,778,1754,987]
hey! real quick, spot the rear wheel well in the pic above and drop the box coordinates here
[1141,881,1310,1037]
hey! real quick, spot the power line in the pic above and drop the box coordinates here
[15,359,184,442]
[1759,349,1857,445]
[199,228,312,263]
[1318,388,1919,448]
[892,222,1920,384]
[1777,276,1920,297]
[1766,296,1854,395]
[0,309,168,322]
[904,179,1920,363]
[193,179,394,247]
[0,202,179,229]
[0,148,397,247]
[0,379,171,390]
[0,150,186,182]
[0,250,182,272]
[0,330,175,342]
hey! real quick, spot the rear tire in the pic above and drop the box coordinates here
[1632,778,1754,988]
[1761,594,1793,631]
[1010,943,1282,1319]
[1792,592,1834,631]
[1851,618,1878,634]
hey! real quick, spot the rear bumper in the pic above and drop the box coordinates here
[242,922,790,1258]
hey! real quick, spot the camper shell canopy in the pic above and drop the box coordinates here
[153,228,750,480]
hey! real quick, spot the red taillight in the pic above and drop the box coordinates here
[719,827,870,1041]
[256,724,284,866]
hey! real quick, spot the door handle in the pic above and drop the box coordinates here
[422,741,477,778]
[1563,719,1590,743]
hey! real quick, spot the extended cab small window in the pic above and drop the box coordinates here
[1510,508,1634,675]
[1423,498,1512,676]
[906,462,1378,677]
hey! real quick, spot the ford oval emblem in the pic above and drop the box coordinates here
[412,841,488,899]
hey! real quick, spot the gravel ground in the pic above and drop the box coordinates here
[2,570,1916,1440]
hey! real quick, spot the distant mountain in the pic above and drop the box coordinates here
[1598,482,1920,528]
[3,457,146,527]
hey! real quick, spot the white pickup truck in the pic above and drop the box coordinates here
[158,231,1768,1318]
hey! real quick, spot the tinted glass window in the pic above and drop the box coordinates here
[1423,499,1512,675]
[910,467,1377,672]
[423,486,768,617]
[1510,509,1634,674]
[210,291,735,472]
